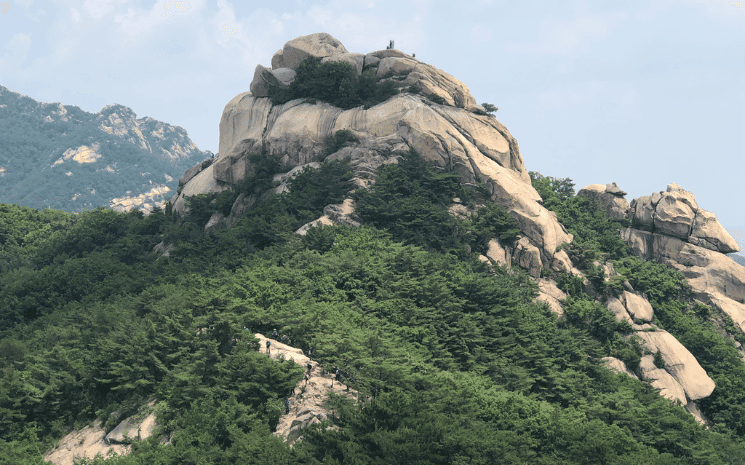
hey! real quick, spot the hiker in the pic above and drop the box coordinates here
[272,329,279,338]
[266,340,271,353]
[284,397,290,414]
[333,367,341,386]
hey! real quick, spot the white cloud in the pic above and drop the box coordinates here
[308,5,333,26]
[2,32,32,63]
[469,24,492,46]
[507,9,626,58]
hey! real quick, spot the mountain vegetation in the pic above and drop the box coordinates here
[4,151,745,464]
[0,86,209,212]
[268,57,399,109]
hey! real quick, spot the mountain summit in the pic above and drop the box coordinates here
[174,32,574,279]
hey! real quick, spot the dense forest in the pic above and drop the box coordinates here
[3,149,745,464]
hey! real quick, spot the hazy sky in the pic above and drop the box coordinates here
[1,0,743,254]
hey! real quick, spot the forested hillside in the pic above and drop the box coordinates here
[0,85,210,212]
[3,151,745,464]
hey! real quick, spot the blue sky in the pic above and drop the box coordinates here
[1,0,743,254]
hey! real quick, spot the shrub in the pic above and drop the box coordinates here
[268,57,399,110]
[325,129,359,156]
[653,349,666,369]
[481,102,498,115]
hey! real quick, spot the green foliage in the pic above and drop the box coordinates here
[324,129,359,156]
[353,149,519,257]
[6,162,745,463]
[654,349,666,369]
[268,57,399,110]
[481,102,498,115]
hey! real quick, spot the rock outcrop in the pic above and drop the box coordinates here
[618,184,745,335]
[577,182,629,222]
[600,270,716,416]
[627,183,739,254]
[254,333,357,443]
[44,402,160,465]
[173,33,575,278]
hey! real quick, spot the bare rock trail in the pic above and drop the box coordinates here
[254,333,357,442]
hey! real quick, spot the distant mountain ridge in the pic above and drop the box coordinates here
[0,85,211,212]
[730,253,745,267]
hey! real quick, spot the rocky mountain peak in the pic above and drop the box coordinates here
[175,32,573,279]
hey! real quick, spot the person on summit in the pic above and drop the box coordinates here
[266,340,271,354]
[272,329,279,339]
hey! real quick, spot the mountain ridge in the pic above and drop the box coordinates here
[0,85,211,213]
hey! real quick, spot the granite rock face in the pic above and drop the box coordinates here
[174,33,575,277]
[626,183,739,254]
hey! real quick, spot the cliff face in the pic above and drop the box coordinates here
[174,33,574,278]
[0,86,211,213]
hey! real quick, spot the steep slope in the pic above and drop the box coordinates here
[0,85,211,213]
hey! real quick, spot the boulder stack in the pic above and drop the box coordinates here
[619,184,745,333]
[174,32,576,278]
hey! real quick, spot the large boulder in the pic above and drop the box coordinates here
[172,163,226,214]
[690,209,740,253]
[654,185,697,240]
[626,183,739,255]
[321,53,365,74]
[637,355,688,405]
[535,277,567,316]
[635,330,715,401]
[630,195,656,232]
[272,33,348,70]
[622,291,654,322]
[249,65,296,98]
[577,183,629,222]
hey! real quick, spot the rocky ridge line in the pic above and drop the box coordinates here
[254,333,358,443]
